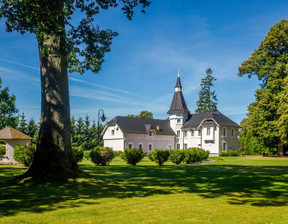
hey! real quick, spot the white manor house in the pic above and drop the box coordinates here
[103,75,241,156]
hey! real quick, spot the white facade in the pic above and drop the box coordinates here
[0,139,31,163]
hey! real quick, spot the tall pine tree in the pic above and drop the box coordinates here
[195,68,218,113]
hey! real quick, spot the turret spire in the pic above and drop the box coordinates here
[167,72,190,115]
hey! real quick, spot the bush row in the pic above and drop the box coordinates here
[148,148,210,165]
[11,145,209,167]
[219,149,241,157]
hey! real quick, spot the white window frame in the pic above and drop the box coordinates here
[177,119,181,124]
[184,143,187,149]
[128,143,133,149]
[177,143,180,149]
[207,127,211,136]
[198,129,201,136]
[111,129,115,136]
[184,130,188,137]
[223,128,226,137]
[222,142,227,151]
[191,130,194,137]
[177,130,181,137]
[139,144,143,150]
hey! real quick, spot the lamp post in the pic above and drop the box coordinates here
[97,109,106,146]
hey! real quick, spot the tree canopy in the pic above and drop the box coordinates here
[0,77,19,129]
[238,19,288,156]
[195,68,218,113]
[127,110,154,119]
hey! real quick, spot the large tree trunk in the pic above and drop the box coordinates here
[26,12,78,177]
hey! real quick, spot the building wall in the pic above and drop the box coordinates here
[125,133,175,153]
[219,127,239,152]
[0,139,31,163]
[103,124,125,151]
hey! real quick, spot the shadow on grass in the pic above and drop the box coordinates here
[0,162,288,217]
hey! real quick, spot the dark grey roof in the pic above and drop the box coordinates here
[182,110,241,129]
[107,116,176,136]
[175,76,182,88]
[167,76,190,115]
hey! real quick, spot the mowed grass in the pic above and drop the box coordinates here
[1,156,288,223]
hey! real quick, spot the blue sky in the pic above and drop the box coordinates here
[0,0,288,124]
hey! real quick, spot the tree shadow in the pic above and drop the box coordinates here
[1,162,288,217]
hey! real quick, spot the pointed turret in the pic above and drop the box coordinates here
[167,74,190,115]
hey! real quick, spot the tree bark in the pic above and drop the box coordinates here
[26,10,78,177]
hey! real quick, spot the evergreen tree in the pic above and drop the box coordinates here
[0,0,150,177]
[0,77,19,129]
[18,112,27,134]
[238,19,288,156]
[27,118,39,139]
[195,68,218,113]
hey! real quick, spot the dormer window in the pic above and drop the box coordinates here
[177,119,181,124]
[111,130,115,136]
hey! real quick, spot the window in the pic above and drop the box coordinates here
[231,129,234,137]
[184,144,187,149]
[222,142,227,151]
[177,144,180,149]
[223,128,226,137]
[149,144,152,151]
[111,130,115,136]
[198,129,201,136]
[177,130,181,137]
[184,131,188,137]
[177,119,181,124]
[128,143,133,148]
[0,141,7,156]
[168,145,172,150]
[191,130,194,136]
[139,144,142,150]
[207,127,211,136]
[214,126,217,131]
[149,131,152,136]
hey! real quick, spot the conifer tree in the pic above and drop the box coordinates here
[18,112,27,134]
[195,68,218,113]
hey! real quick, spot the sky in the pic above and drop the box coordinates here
[0,0,288,125]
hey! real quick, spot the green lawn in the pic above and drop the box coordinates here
[1,156,288,223]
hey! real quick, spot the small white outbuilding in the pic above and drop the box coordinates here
[0,126,32,163]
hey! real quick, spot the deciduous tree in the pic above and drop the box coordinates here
[238,19,288,156]
[0,77,19,129]
[0,0,151,177]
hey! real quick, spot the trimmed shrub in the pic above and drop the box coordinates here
[14,144,36,167]
[115,151,123,157]
[169,149,185,165]
[149,149,170,165]
[90,146,115,166]
[72,146,84,163]
[121,148,144,166]
[184,148,209,163]
[84,150,91,160]
[147,151,155,161]
[0,145,6,157]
